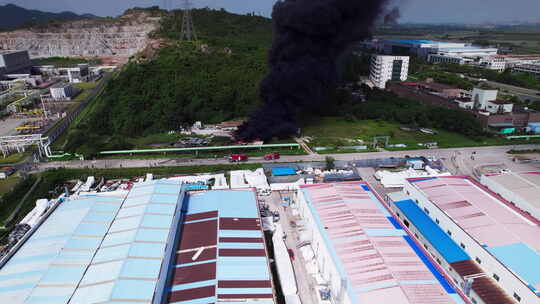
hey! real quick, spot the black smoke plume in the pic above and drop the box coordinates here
[236,0,393,141]
[384,7,401,25]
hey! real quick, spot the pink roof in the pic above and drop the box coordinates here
[301,182,455,303]
[410,177,540,250]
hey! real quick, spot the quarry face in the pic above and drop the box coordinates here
[0,10,160,59]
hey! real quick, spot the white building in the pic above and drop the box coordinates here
[50,83,74,100]
[400,176,540,304]
[427,54,467,65]
[369,55,409,89]
[512,64,540,78]
[294,182,465,304]
[454,98,474,110]
[471,87,514,114]
[481,171,540,221]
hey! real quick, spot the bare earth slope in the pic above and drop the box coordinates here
[0,8,161,59]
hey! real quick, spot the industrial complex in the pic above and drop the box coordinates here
[1,3,540,304]
[1,152,539,304]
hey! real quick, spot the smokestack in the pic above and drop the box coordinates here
[236,0,395,141]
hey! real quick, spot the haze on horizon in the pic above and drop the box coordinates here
[0,0,539,24]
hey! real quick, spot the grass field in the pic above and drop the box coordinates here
[302,118,540,151]
[0,153,27,165]
[0,175,21,196]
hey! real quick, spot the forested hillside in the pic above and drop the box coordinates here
[65,9,272,154]
[0,4,96,30]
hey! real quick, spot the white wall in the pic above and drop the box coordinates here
[480,174,540,221]
[403,182,538,304]
[472,88,498,110]
[369,55,409,89]
[295,190,353,304]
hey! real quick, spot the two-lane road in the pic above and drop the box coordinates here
[37,144,540,172]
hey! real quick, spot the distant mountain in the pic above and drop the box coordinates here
[0,4,96,30]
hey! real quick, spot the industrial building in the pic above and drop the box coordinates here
[0,178,276,303]
[294,181,467,304]
[512,64,540,78]
[369,55,409,89]
[159,190,275,304]
[0,50,31,76]
[471,88,514,114]
[481,171,540,221]
[369,40,497,60]
[50,82,75,100]
[398,176,540,304]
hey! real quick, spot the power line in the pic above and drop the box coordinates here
[180,0,197,41]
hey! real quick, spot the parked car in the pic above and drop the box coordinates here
[229,153,248,162]
[264,152,281,160]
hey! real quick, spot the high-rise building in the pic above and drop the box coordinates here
[369,55,409,89]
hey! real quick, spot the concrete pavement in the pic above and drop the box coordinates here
[36,144,540,172]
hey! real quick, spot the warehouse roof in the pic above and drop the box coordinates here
[0,179,184,304]
[164,190,275,304]
[483,171,540,210]
[409,176,540,294]
[300,182,461,304]
[394,199,470,263]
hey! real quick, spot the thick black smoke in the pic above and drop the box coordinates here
[384,7,401,25]
[236,0,393,141]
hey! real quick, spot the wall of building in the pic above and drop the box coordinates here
[369,55,409,89]
[0,51,31,74]
[472,88,499,110]
[480,175,540,221]
[388,202,489,304]
[295,190,353,304]
[402,182,539,304]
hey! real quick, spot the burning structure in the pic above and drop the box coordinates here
[236,0,397,141]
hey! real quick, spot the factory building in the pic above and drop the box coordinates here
[50,82,74,100]
[0,179,276,304]
[512,64,540,78]
[375,40,498,59]
[294,181,467,304]
[0,50,31,76]
[481,171,540,221]
[369,55,409,89]
[398,176,540,304]
[472,88,514,114]
[159,190,275,304]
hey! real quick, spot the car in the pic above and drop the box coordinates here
[264,152,281,160]
[229,154,248,162]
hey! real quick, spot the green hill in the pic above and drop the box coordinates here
[0,4,96,30]
[64,8,272,155]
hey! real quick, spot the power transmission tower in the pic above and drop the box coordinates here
[180,0,197,41]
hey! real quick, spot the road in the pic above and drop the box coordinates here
[37,144,540,172]
[466,76,540,102]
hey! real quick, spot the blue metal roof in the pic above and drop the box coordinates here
[272,168,296,176]
[394,200,470,263]
[166,189,274,303]
[0,179,185,304]
[488,243,540,292]
[387,39,442,45]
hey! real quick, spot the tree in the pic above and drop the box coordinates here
[325,156,335,170]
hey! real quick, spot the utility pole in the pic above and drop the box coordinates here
[180,0,197,41]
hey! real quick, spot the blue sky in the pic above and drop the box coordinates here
[1,0,539,24]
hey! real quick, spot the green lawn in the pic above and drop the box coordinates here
[0,175,20,196]
[73,89,93,102]
[73,82,98,90]
[0,153,27,165]
[302,118,540,151]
